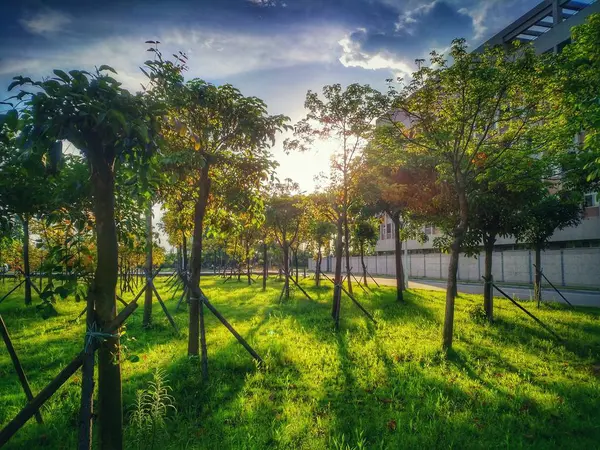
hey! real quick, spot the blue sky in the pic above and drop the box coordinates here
[0,0,542,190]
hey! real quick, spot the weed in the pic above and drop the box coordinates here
[128,368,177,450]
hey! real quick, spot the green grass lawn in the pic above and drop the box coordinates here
[1,275,599,449]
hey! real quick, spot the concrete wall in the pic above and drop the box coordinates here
[308,247,600,288]
[375,212,600,252]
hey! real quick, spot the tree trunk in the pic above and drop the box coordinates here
[143,206,153,328]
[189,163,211,384]
[332,217,343,327]
[247,250,251,286]
[442,176,468,352]
[283,244,290,299]
[294,249,299,283]
[360,243,368,287]
[21,217,32,306]
[182,234,188,273]
[262,242,268,291]
[316,247,322,288]
[534,245,542,306]
[89,152,122,450]
[483,235,495,322]
[392,215,404,302]
[343,210,353,295]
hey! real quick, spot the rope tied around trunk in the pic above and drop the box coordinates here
[84,323,119,353]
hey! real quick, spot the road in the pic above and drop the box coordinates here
[365,276,600,308]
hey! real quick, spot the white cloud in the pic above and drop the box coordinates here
[19,8,71,36]
[338,34,413,78]
[458,2,494,41]
[453,0,538,44]
[395,1,438,33]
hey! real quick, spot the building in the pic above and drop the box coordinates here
[373,0,600,288]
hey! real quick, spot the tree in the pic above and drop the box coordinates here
[351,218,378,286]
[286,83,389,297]
[385,39,553,350]
[305,200,335,287]
[265,180,305,299]
[150,52,288,371]
[160,175,196,277]
[0,117,62,304]
[357,135,435,302]
[11,63,160,450]
[309,187,345,325]
[559,13,600,181]
[465,154,549,321]
[521,190,583,304]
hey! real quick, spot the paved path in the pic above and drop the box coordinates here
[361,276,600,308]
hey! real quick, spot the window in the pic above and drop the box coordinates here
[380,224,385,241]
[584,193,597,207]
[574,130,586,145]
[386,223,392,240]
[424,224,434,235]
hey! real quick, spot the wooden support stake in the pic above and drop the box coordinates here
[366,270,380,288]
[175,285,188,312]
[0,315,43,424]
[169,283,181,302]
[283,269,313,301]
[0,279,25,305]
[77,297,95,450]
[200,292,263,365]
[278,281,286,303]
[349,270,369,294]
[490,280,562,341]
[115,295,129,307]
[151,283,179,334]
[533,264,574,309]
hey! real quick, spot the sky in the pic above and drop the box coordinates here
[0,0,545,192]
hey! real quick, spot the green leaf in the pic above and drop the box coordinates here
[7,80,21,91]
[98,65,118,74]
[4,109,18,129]
[136,124,149,143]
[40,291,54,300]
[55,286,70,299]
[53,69,71,82]
[108,110,127,130]
[128,355,140,363]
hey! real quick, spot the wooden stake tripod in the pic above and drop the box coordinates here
[180,275,263,380]
[278,268,314,302]
[74,267,179,334]
[320,272,377,328]
[0,284,141,448]
[0,270,46,306]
